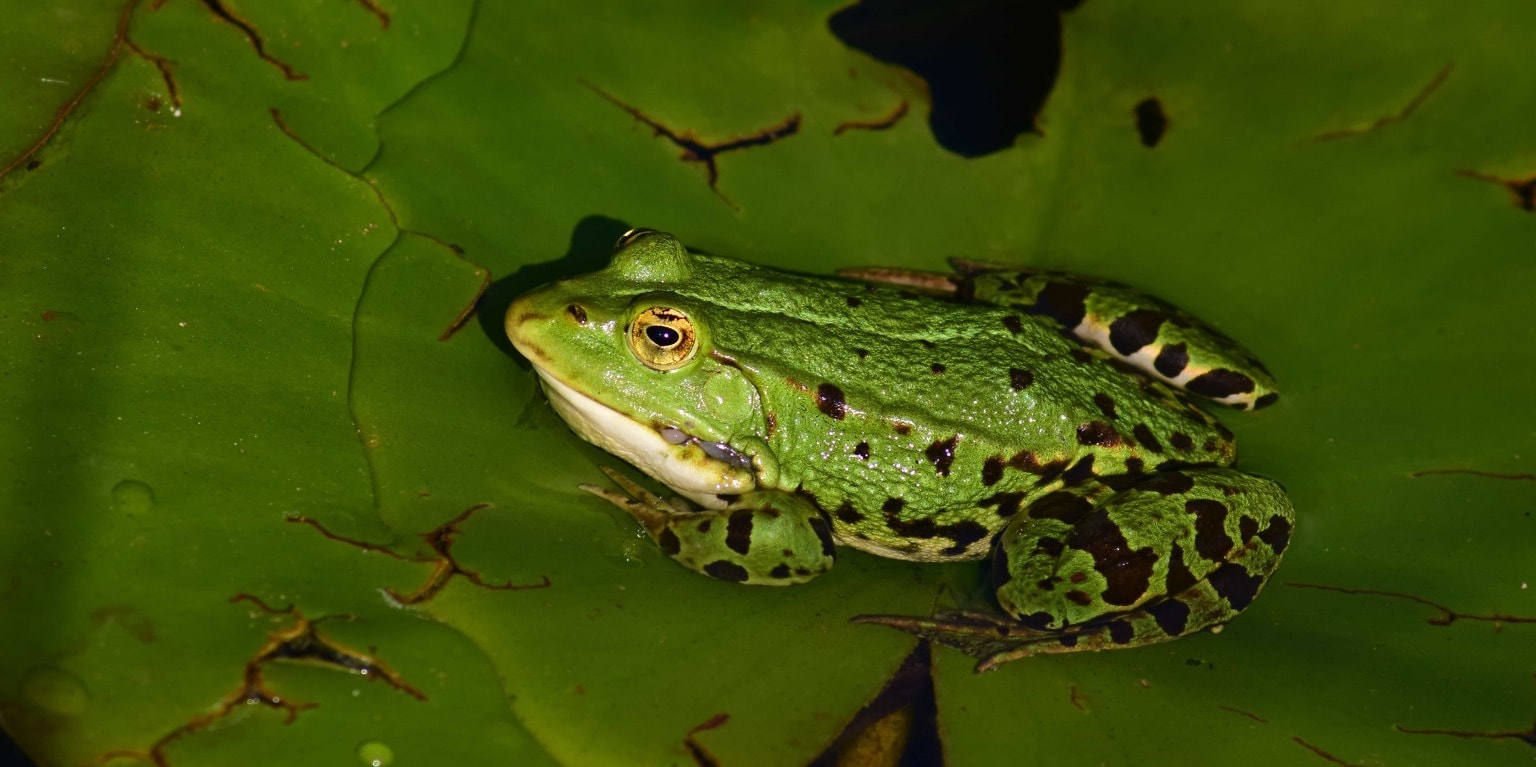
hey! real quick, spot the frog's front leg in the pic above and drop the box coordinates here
[583,468,836,585]
[858,467,1293,670]
[841,264,1279,410]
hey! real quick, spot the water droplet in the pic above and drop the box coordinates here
[356,741,394,766]
[112,479,155,516]
[21,666,89,716]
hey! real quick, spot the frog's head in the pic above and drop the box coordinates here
[505,229,765,506]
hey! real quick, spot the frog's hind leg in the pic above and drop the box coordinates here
[967,265,1279,410]
[840,263,1279,410]
[858,467,1293,669]
[583,467,837,586]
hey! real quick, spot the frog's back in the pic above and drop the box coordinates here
[693,262,1233,561]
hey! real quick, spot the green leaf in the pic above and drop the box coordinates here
[4,1,1534,765]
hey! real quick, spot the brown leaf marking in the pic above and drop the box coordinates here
[1285,582,1536,628]
[2,0,142,180]
[1457,169,1536,212]
[198,0,308,81]
[1412,467,1536,481]
[355,0,390,29]
[684,713,730,767]
[581,79,801,209]
[1218,704,1269,723]
[1291,737,1361,766]
[834,100,909,135]
[126,40,182,112]
[1310,63,1451,141]
[87,596,424,767]
[288,505,551,605]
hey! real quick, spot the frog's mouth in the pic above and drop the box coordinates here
[531,371,757,508]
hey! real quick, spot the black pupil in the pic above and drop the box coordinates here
[645,325,680,348]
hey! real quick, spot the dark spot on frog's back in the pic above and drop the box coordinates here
[846,296,862,307]
[564,304,587,324]
[808,515,837,559]
[1258,514,1291,554]
[833,500,864,523]
[1140,471,1194,495]
[1147,599,1191,636]
[1028,282,1090,328]
[1132,424,1163,453]
[815,383,848,420]
[1067,510,1156,607]
[1062,455,1097,485]
[1108,309,1166,356]
[1008,367,1033,391]
[1076,421,1122,447]
[1093,393,1118,420]
[1002,315,1024,334]
[925,435,960,477]
[1169,432,1195,452]
[657,528,681,557]
[853,441,870,460]
[1254,392,1280,409]
[931,363,946,374]
[981,456,1005,486]
[941,520,988,556]
[769,563,792,579]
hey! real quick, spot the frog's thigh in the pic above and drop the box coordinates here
[655,491,837,586]
[993,468,1293,649]
[971,270,1280,410]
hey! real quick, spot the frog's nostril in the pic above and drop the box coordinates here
[565,304,588,324]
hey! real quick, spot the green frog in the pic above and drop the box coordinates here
[506,229,1293,670]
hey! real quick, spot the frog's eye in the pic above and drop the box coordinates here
[629,307,697,370]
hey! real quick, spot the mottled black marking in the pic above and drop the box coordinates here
[658,527,681,557]
[1169,432,1195,452]
[1147,599,1191,635]
[925,435,959,477]
[1109,309,1167,356]
[882,497,905,515]
[846,296,862,307]
[1076,421,1123,447]
[853,441,870,460]
[1037,537,1065,558]
[1032,457,1071,485]
[815,383,848,420]
[1067,509,1157,607]
[1009,367,1034,391]
[854,348,869,359]
[1066,590,1093,606]
[979,491,1026,518]
[1188,499,1234,561]
[1254,392,1280,409]
[942,521,989,556]
[1124,457,1145,474]
[1258,515,1292,554]
[1017,612,1056,631]
[1215,421,1234,441]
[1070,348,1096,364]
[920,339,937,350]
[1154,342,1189,378]
[1002,315,1024,334]
[931,363,946,374]
[1035,578,1054,591]
[1027,491,1092,525]
[716,494,741,505]
[769,563,793,579]
[1106,619,1136,644]
[833,500,864,524]
[1164,543,1196,595]
[564,304,587,324]
[1028,282,1090,328]
[1058,634,1080,648]
[703,560,749,582]
[1062,454,1097,485]
[1208,562,1263,610]
[808,515,836,559]
[1186,369,1256,399]
[696,519,713,534]
[725,509,755,555]
[981,456,1005,486]
[1132,424,1164,453]
[1141,471,1195,495]
[1203,437,1218,452]
[1093,393,1118,420]
[891,420,912,435]
[1239,515,1259,542]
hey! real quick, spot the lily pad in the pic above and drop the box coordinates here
[3,1,1534,765]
